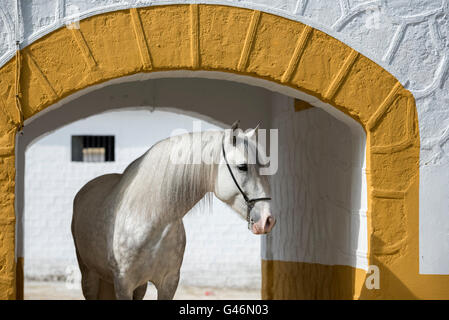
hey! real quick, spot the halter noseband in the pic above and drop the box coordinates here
[221,136,271,229]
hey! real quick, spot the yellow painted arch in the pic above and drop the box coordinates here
[0,4,445,299]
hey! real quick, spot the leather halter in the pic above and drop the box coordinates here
[221,136,271,229]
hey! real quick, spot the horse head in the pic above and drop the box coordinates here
[214,121,276,235]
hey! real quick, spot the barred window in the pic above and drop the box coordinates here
[71,135,115,162]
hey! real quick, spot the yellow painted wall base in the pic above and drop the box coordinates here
[262,260,367,300]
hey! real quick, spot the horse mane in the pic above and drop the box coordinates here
[116,130,223,221]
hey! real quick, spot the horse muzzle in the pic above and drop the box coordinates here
[251,214,276,235]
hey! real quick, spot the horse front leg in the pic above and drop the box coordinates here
[157,272,180,300]
[113,276,135,300]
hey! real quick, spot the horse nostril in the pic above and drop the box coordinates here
[266,217,271,227]
[264,216,275,232]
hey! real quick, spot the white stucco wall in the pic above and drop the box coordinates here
[24,109,262,288]
[2,0,448,274]
[264,94,368,270]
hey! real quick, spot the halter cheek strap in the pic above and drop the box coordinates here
[221,137,271,229]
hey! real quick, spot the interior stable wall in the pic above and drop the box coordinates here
[266,94,368,269]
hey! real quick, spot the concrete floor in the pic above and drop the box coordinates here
[24,281,261,300]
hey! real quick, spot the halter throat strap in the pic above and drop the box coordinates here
[221,136,271,228]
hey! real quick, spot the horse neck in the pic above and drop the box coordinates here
[121,131,222,223]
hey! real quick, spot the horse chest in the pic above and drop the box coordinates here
[114,220,186,285]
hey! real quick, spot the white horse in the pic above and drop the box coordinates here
[71,121,276,300]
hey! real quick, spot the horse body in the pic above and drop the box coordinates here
[72,126,275,300]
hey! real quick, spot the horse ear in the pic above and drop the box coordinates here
[231,120,240,131]
[246,122,260,140]
[230,120,240,146]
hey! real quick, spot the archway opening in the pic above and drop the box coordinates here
[22,108,264,299]
[15,74,367,299]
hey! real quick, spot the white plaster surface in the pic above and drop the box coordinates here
[1,0,448,273]
[263,94,368,270]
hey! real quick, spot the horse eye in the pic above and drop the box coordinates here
[237,164,248,172]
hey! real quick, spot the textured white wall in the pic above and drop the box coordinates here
[2,0,448,273]
[24,109,262,288]
[263,94,368,270]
